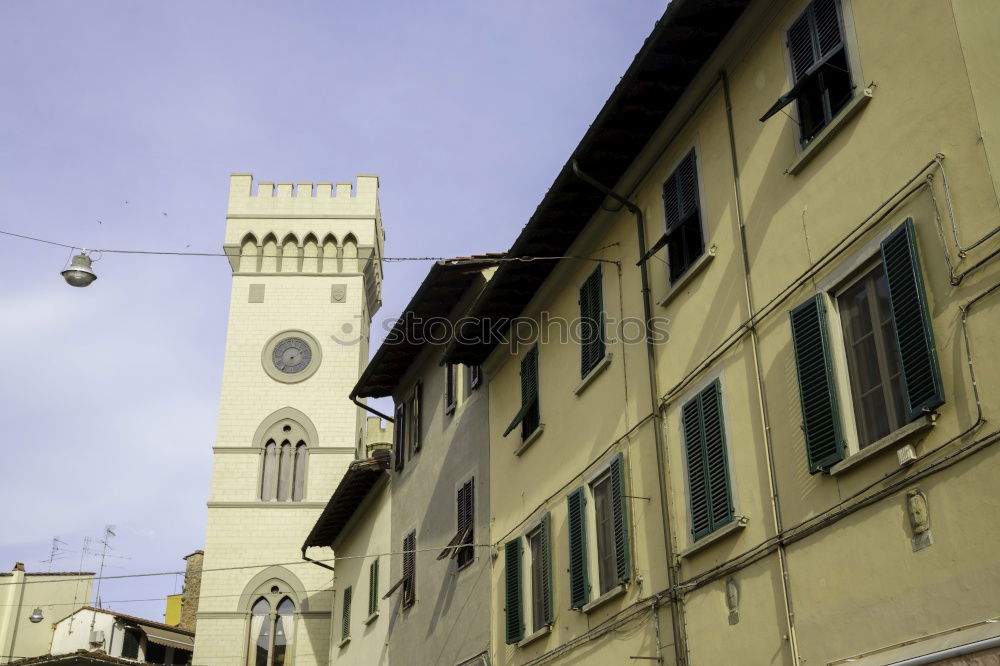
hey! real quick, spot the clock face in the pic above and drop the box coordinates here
[272,337,312,374]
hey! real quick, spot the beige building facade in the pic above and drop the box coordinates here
[0,565,94,664]
[446,0,1000,664]
[193,175,385,666]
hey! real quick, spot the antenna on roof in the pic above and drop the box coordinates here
[39,536,70,571]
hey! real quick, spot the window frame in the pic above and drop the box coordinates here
[660,148,707,285]
[455,477,476,571]
[678,375,736,544]
[245,592,296,666]
[340,585,352,642]
[408,382,422,457]
[578,452,632,603]
[401,530,417,609]
[578,266,607,377]
[502,345,541,443]
[808,218,943,464]
[367,558,379,618]
[468,364,482,392]
[445,363,458,416]
[520,512,554,638]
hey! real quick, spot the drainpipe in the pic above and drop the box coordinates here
[301,547,337,573]
[571,160,689,666]
[721,70,802,664]
[351,392,394,423]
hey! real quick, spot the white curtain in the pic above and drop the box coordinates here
[249,598,270,666]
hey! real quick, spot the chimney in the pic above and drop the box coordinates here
[179,551,204,632]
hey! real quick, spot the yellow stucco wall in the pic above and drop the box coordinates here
[484,0,1000,664]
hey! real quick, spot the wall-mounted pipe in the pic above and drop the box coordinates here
[571,159,689,666]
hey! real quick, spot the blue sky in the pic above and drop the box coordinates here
[0,1,665,623]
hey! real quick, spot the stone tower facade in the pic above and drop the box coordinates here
[192,174,384,665]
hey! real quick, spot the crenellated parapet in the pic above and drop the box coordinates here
[223,173,384,315]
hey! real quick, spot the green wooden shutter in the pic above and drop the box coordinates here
[503,347,539,437]
[682,381,734,540]
[609,453,631,583]
[504,538,524,644]
[790,295,845,472]
[580,268,605,377]
[368,559,379,616]
[393,402,406,471]
[567,487,590,608]
[121,628,140,659]
[412,382,422,453]
[881,218,945,420]
[540,512,553,625]
[342,586,352,639]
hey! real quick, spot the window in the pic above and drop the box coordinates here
[456,479,475,568]
[566,453,631,609]
[171,649,191,665]
[408,382,422,456]
[527,515,553,633]
[436,479,474,568]
[402,531,416,608]
[122,627,141,659]
[760,0,854,145]
[502,347,539,441]
[247,596,295,666]
[368,559,379,617]
[469,364,482,392]
[445,364,457,415]
[662,150,704,283]
[791,218,944,472]
[681,380,734,541]
[341,586,352,641]
[393,402,406,472]
[579,267,606,376]
[144,641,166,664]
[837,262,906,447]
[260,419,309,502]
[503,539,524,644]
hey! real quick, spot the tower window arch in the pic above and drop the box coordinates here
[248,594,296,666]
[259,418,309,502]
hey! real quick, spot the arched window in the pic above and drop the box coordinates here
[247,595,296,666]
[342,234,358,272]
[261,234,278,272]
[280,234,299,273]
[321,235,338,273]
[302,234,319,273]
[240,234,259,273]
[258,415,310,502]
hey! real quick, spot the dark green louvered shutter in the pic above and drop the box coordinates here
[790,295,845,472]
[663,151,699,233]
[368,559,379,616]
[412,382,422,453]
[504,538,524,644]
[580,267,605,377]
[881,218,944,420]
[503,347,539,437]
[393,402,406,471]
[567,487,590,609]
[681,381,733,540]
[121,628,140,659]
[609,453,631,583]
[342,586,352,639]
[540,512,553,625]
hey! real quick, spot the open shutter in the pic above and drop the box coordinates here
[881,218,945,420]
[503,347,539,437]
[567,487,590,609]
[402,531,416,607]
[504,538,524,644]
[682,397,711,539]
[580,268,605,376]
[609,453,631,583]
[393,402,406,471]
[368,559,379,616]
[540,512,553,625]
[790,295,845,472]
[342,586,352,639]
[412,382,422,453]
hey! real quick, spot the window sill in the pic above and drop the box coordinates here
[514,424,545,457]
[785,88,873,176]
[518,625,551,648]
[581,583,626,614]
[574,354,612,396]
[363,612,378,625]
[337,637,351,649]
[678,516,748,559]
[828,415,935,476]
[657,246,716,309]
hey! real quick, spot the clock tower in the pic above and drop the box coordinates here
[193,174,384,665]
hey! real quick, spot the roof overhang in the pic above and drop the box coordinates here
[443,0,751,365]
[303,457,389,550]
